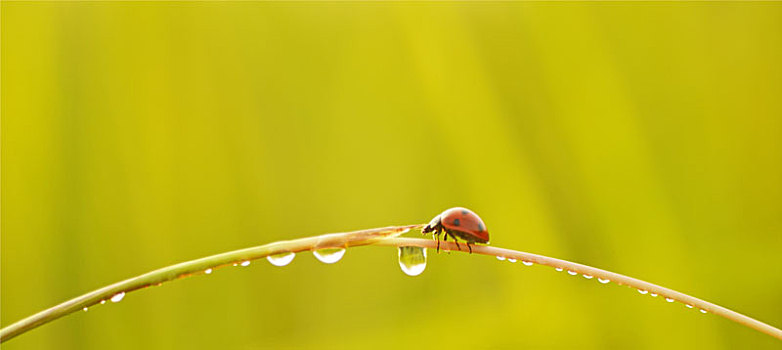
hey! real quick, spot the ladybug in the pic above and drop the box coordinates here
[422,207,489,253]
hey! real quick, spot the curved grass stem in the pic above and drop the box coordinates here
[2,225,780,342]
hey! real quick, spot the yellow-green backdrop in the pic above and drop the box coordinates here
[2,2,781,349]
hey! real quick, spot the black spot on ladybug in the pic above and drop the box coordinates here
[461,209,469,214]
[453,218,461,226]
[478,223,484,231]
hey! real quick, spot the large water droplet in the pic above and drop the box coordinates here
[267,252,296,267]
[110,292,125,303]
[204,268,212,274]
[522,261,534,266]
[598,278,610,284]
[398,246,427,276]
[567,270,578,275]
[665,297,675,303]
[313,248,346,264]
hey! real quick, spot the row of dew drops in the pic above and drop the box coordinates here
[496,255,709,314]
[82,244,706,315]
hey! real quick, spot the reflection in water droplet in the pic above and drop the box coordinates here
[204,268,212,274]
[398,246,427,276]
[313,248,346,264]
[496,256,506,261]
[665,297,675,303]
[700,309,707,314]
[111,292,125,303]
[582,275,593,279]
[267,252,296,267]
[100,300,106,305]
[240,261,251,267]
[507,258,517,263]
[650,293,658,297]
[638,289,648,294]
[83,307,88,312]
[567,270,578,275]
[685,304,693,308]
[598,278,610,284]
[522,261,534,266]
[555,268,564,272]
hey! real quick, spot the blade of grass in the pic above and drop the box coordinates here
[2,225,780,342]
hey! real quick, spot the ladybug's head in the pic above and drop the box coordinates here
[421,214,442,234]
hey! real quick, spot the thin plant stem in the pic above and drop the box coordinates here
[2,225,780,342]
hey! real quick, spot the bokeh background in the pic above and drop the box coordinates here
[2,2,781,349]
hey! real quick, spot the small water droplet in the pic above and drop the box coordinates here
[110,292,125,303]
[685,304,693,308]
[507,258,517,263]
[398,246,427,276]
[699,309,707,314]
[555,268,564,272]
[233,263,238,266]
[597,278,610,284]
[204,268,212,274]
[582,274,593,279]
[665,297,675,303]
[83,307,88,312]
[100,300,106,305]
[496,256,506,261]
[650,293,658,297]
[522,261,533,266]
[267,252,296,267]
[567,270,578,275]
[638,289,648,294]
[313,248,346,264]
[240,261,251,267]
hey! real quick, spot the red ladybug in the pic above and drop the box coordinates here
[422,207,489,253]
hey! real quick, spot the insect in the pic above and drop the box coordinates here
[422,207,489,253]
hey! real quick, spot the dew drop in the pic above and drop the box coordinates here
[685,304,694,308]
[567,270,578,275]
[83,307,88,312]
[522,261,534,266]
[233,263,238,266]
[496,256,506,261]
[638,289,648,295]
[507,258,517,263]
[555,268,564,272]
[110,292,125,303]
[650,293,658,297]
[204,268,212,274]
[100,300,106,305]
[582,274,593,279]
[313,248,346,264]
[700,309,708,314]
[267,252,296,267]
[665,297,675,303]
[398,246,427,276]
[240,261,251,267]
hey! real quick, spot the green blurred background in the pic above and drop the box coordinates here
[2,2,781,349]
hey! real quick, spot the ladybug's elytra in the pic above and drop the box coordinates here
[422,207,489,253]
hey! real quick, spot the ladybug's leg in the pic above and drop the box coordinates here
[448,233,462,252]
[466,242,472,254]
